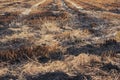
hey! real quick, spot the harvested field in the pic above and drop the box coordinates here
[0,0,120,80]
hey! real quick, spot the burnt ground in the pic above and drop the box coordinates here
[0,0,120,80]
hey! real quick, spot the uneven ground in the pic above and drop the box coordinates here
[0,0,120,80]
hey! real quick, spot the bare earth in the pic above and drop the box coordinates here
[0,0,120,80]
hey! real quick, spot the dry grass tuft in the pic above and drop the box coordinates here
[115,31,120,42]
[0,68,8,77]
[72,53,101,66]
[0,41,61,61]
[25,11,70,28]
[41,20,60,33]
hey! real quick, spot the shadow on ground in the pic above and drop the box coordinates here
[67,39,120,56]
[26,71,92,80]
[0,71,92,80]
[0,27,16,37]
[0,75,17,80]
[100,63,120,73]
